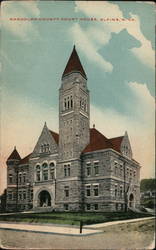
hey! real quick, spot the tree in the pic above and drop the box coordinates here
[140,178,155,192]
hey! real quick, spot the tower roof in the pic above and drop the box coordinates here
[7,147,21,161]
[62,46,87,79]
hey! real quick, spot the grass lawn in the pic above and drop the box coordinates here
[0,211,152,225]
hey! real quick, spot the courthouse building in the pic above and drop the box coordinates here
[6,46,140,212]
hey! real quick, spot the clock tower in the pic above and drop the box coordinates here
[59,46,90,160]
[56,46,90,211]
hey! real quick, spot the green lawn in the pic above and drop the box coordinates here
[0,211,152,226]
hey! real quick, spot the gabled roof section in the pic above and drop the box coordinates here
[49,130,59,144]
[19,153,32,165]
[83,128,113,153]
[108,136,124,153]
[7,147,21,161]
[62,46,87,79]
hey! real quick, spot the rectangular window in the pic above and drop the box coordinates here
[64,165,67,177]
[114,162,118,175]
[8,191,13,200]
[64,204,69,211]
[23,191,26,200]
[43,170,48,181]
[19,173,22,184]
[94,162,99,175]
[64,186,69,197]
[115,185,118,198]
[19,191,22,200]
[120,164,123,176]
[94,204,98,211]
[50,169,55,180]
[64,164,70,177]
[86,204,91,211]
[23,173,26,183]
[36,171,40,181]
[120,186,123,198]
[93,185,99,196]
[68,165,70,176]
[9,174,13,184]
[30,190,33,201]
[86,185,91,197]
[87,167,91,176]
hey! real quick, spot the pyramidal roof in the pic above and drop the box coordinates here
[83,128,124,154]
[62,46,87,79]
[7,147,21,161]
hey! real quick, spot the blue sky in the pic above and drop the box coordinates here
[0,1,155,193]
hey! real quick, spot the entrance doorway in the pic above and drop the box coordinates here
[38,190,51,207]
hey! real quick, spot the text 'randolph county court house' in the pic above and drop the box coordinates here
[6,46,141,212]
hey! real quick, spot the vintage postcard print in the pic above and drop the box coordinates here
[0,1,155,249]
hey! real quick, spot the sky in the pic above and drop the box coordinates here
[0,1,155,194]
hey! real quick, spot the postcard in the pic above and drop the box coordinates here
[0,1,155,249]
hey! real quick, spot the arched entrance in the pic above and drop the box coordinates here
[38,190,51,207]
[129,193,134,208]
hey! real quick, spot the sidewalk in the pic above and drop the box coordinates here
[0,222,101,236]
[0,216,154,236]
[86,216,154,228]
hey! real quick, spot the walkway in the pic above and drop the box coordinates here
[0,222,101,236]
[86,216,154,228]
[0,216,154,236]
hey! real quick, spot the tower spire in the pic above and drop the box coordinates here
[62,46,87,79]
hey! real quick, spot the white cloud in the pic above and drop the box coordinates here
[0,89,58,194]
[1,1,40,40]
[70,23,113,72]
[90,81,155,179]
[73,1,155,70]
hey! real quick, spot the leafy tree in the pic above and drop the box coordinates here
[140,178,155,192]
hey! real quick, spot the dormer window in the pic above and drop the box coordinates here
[40,144,50,153]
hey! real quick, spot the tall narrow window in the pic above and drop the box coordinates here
[93,185,99,196]
[67,97,70,109]
[19,191,22,200]
[115,185,118,198]
[50,162,55,180]
[86,185,91,197]
[64,98,67,110]
[120,186,123,198]
[114,162,118,175]
[68,164,70,176]
[42,163,48,181]
[23,191,26,200]
[64,165,67,177]
[64,186,69,197]
[70,96,73,108]
[120,164,123,176]
[36,165,41,181]
[19,173,22,184]
[94,162,99,175]
[23,173,26,183]
[9,174,13,184]
[86,163,91,176]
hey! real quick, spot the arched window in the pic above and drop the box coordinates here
[49,162,55,180]
[23,172,26,183]
[42,163,48,181]
[36,165,41,181]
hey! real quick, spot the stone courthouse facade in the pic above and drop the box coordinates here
[6,46,140,212]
